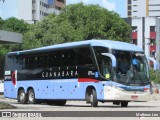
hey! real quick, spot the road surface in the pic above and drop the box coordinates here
[0,95,160,120]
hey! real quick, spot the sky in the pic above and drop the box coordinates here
[0,0,126,20]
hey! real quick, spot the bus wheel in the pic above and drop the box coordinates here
[18,89,28,104]
[28,89,36,104]
[121,101,128,107]
[90,89,98,107]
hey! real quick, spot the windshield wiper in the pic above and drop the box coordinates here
[135,70,145,85]
[125,67,145,85]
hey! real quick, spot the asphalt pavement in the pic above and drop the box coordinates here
[0,95,160,120]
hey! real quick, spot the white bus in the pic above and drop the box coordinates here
[4,40,152,107]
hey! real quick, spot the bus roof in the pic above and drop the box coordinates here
[8,39,143,55]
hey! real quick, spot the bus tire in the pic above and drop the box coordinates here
[28,89,37,104]
[90,89,98,107]
[18,89,28,104]
[121,101,128,107]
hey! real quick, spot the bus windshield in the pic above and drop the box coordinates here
[112,50,150,86]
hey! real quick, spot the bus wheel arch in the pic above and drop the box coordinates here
[17,87,28,104]
[85,86,98,107]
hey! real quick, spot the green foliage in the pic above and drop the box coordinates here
[22,14,57,49]
[0,17,4,29]
[22,3,131,50]
[150,69,160,84]
[1,17,29,34]
[59,3,131,42]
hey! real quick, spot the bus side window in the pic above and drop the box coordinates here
[48,51,62,67]
[61,49,76,67]
[76,47,93,66]
[93,46,109,76]
[48,52,55,67]
[24,56,35,69]
[35,54,48,68]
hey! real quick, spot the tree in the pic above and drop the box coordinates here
[22,14,58,49]
[22,3,131,50]
[0,17,4,29]
[57,3,131,42]
[1,17,29,34]
[150,69,160,84]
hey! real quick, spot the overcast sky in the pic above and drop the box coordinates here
[0,0,126,20]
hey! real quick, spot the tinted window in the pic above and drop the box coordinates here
[6,55,25,70]
[93,46,109,74]
[48,47,93,67]
[76,47,93,66]
[24,55,35,69]
[6,46,94,70]
[93,46,109,64]
[34,53,48,68]
[48,49,77,67]
[20,53,48,69]
[61,49,77,66]
[48,50,62,67]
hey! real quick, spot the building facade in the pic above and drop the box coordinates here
[131,17,160,68]
[127,0,160,18]
[18,0,66,24]
[127,0,160,68]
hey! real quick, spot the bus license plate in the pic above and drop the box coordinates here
[131,95,138,99]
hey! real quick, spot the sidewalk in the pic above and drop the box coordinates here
[149,94,160,101]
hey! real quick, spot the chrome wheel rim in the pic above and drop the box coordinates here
[20,92,25,100]
[29,92,34,102]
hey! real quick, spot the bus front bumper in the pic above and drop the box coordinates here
[103,86,150,101]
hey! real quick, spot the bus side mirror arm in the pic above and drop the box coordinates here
[101,53,116,67]
[146,56,158,70]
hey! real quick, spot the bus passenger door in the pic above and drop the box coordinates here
[100,53,116,100]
